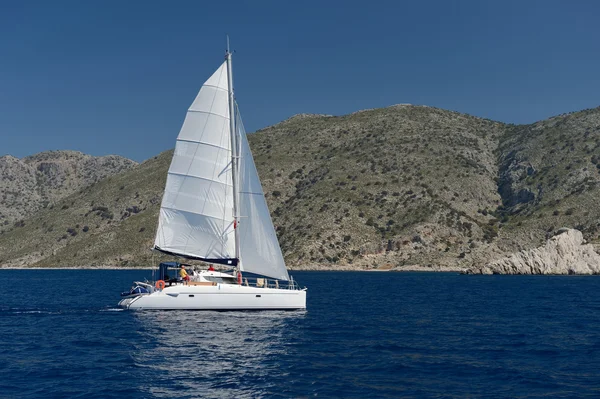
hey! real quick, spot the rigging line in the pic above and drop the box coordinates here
[236,105,263,197]
[217,123,233,257]
[227,53,241,266]
[234,102,244,179]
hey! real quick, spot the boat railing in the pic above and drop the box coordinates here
[241,277,301,290]
[148,277,302,290]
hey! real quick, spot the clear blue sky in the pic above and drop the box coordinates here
[1,0,599,161]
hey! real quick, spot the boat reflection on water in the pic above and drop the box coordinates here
[131,310,306,398]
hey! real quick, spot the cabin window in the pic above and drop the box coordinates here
[205,277,237,284]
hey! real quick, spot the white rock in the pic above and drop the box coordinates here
[466,229,600,275]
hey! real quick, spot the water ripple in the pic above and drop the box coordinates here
[2,270,600,398]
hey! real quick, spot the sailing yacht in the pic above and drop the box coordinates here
[118,49,307,310]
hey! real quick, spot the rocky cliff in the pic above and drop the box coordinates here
[492,107,600,256]
[0,151,137,230]
[466,229,600,275]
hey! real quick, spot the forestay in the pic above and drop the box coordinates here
[237,111,290,281]
[154,62,237,265]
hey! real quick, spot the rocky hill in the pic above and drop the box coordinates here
[0,105,599,270]
[0,151,137,230]
[493,108,600,254]
[0,151,167,267]
[252,105,507,270]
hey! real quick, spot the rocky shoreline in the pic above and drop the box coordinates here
[1,264,463,272]
[465,229,600,275]
[3,229,600,275]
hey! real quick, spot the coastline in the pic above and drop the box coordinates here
[0,266,155,270]
[0,264,464,272]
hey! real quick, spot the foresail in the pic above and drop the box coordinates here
[237,111,290,281]
[154,61,237,265]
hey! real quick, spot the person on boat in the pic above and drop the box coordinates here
[179,265,190,282]
[208,264,215,271]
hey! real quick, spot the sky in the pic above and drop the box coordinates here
[1,0,599,162]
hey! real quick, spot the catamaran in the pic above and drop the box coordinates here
[118,47,307,310]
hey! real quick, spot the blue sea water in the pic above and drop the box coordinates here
[1,270,600,398]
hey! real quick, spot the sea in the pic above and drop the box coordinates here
[1,270,600,398]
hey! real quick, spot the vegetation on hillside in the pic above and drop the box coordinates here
[1,105,599,269]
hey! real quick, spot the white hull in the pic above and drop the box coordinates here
[119,283,307,310]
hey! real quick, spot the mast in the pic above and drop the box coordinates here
[226,40,241,268]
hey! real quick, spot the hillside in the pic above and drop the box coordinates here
[493,108,600,253]
[0,105,599,269]
[252,105,506,269]
[0,151,168,267]
[0,151,137,230]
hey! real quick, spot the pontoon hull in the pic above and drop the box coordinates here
[118,284,306,310]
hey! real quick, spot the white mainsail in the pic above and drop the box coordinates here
[237,112,290,281]
[154,58,290,280]
[154,61,237,264]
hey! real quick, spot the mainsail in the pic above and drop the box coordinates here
[154,61,237,265]
[154,58,290,280]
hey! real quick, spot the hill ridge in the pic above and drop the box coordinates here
[1,104,599,269]
[0,151,137,229]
